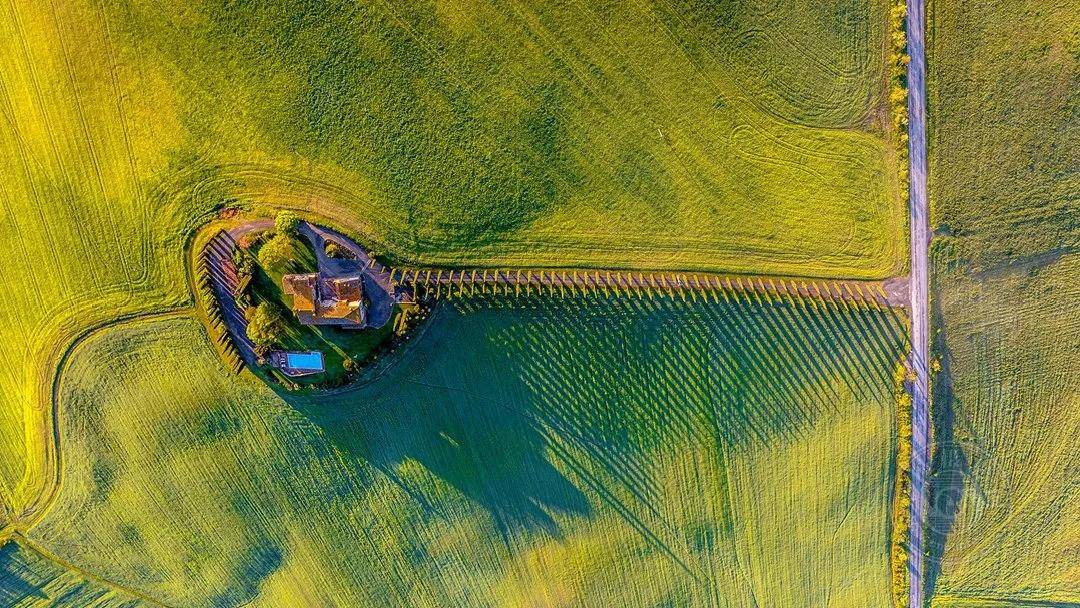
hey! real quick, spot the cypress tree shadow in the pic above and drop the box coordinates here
[282,292,904,564]
[0,542,49,605]
[924,291,967,600]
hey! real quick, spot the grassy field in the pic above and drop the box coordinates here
[926,1,1079,604]
[29,293,905,606]
[0,0,905,524]
[928,259,1079,606]
[0,538,141,607]
[926,0,1078,267]
[110,0,905,276]
[0,0,211,517]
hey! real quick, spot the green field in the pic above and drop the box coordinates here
[928,259,1079,606]
[28,293,904,606]
[0,0,905,524]
[112,0,904,276]
[0,539,141,607]
[927,0,1079,605]
[926,0,1078,267]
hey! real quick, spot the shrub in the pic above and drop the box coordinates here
[258,234,295,273]
[246,302,283,347]
[275,210,300,236]
[325,241,343,259]
[891,363,913,608]
[238,255,254,276]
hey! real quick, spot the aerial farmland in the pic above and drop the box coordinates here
[0,0,1074,607]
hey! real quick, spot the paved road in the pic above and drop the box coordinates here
[906,0,931,604]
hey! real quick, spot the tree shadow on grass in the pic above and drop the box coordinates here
[209,542,284,607]
[279,312,593,541]
[0,542,49,605]
[924,286,968,601]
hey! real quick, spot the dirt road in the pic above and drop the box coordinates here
[906,0,931,604]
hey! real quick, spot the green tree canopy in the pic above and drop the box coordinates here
[258,234,295,273]
[246,302,283,347]
[275,210,300,236]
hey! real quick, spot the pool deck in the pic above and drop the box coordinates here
[269,350,325,377]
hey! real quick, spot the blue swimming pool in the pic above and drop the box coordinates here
[285,351,324,371]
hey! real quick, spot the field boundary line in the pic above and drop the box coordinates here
[12,532,177,607]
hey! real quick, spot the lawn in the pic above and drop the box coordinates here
[0,0,906,525]
[0,0,213,519]
[926,0,1078,268]
[110,0,905,278]
[926,1,1079,604]
[29,294,906,606]
[928,258,1078,607]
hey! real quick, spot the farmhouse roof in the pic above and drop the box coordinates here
[282,273,317,313]
[320,276,364,323]
[282,272,365,326]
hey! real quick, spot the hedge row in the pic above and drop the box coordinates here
[195,231,245,374]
